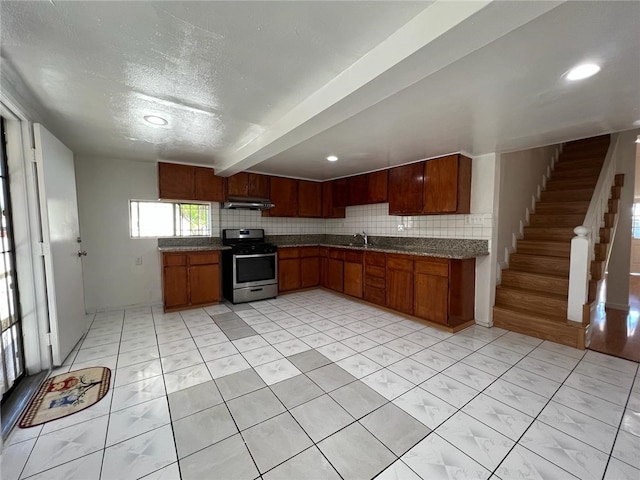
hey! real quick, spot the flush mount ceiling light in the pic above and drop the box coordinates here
[565,63,601,81]
[326,155,338,162]
[144,115,168,126]
[635,135,640,144]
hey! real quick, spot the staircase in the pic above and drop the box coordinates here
[493,135,620,349]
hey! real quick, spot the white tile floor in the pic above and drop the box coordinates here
[2,289,640,480]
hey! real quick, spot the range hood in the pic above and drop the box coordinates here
[222,196,275,210]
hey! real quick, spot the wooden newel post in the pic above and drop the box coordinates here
[568,226,590,322]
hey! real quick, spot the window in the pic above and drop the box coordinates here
[633,203,640,239]
[130,201,211,238]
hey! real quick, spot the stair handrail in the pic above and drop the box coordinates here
[567,133,620,322]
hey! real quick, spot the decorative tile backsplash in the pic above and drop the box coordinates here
[213,203,491,240]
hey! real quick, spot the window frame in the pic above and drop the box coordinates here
[129,200,212,239]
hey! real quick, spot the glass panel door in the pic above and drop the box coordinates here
[0,117,24,400]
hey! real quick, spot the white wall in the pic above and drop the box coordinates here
[75,156,164,311]
[606,130,640,310]
[496,144,560,270]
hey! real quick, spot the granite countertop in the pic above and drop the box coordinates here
[156,235,488,259]
[158,245,231,252]
[277,243,486,259]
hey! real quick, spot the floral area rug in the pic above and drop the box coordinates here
[19,367,111,428]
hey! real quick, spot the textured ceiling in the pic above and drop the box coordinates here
[1,1,639,180]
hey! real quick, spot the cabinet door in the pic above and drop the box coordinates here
[319,248,329,287]
[423,154,471,214]
[267,177,298,217]
[343,261,363,298]
[158,162,194,200]
[227,172,249,197]
[163,266,189,309]
[300,257,320,288]
[386,268,413,314]
[332,178,348,208]
[414,273,448,324]
[194,167,225,202]
[279,258,301,292]
[367,170,388,204]
[388,162,424,214]
[189,264,220,305]
[248,173,270,198]
[322,182,345,218]
[348,174,368,206]
[327,258,344,292]
[298,180,322,217]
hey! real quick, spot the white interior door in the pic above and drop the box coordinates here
[34,124,87,366]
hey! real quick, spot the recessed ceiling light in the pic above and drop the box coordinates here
[565,63,601,81]
[326,155,338,162]
[144,115,168,126]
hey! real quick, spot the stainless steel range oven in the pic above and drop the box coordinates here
[222,229,278,303]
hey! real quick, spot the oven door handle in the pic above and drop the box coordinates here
[233,253,277,259]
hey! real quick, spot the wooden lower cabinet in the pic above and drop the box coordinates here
[162,251,221,312]
[300,248,320,288]
[278,247,301,293]
[386,255,414,315]
[364,252,386,306]
[327,258,344,292]
[278,246,320,292]
[414,257,476,327]
[343,251,363,298]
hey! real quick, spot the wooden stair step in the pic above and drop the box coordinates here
[495,286,567,320]
[545,178,597,191]
[529,214,584,227]
[540,189,594,202]
[563,134,610,149]
[492,306,585,349]
[509,253,570,276]
[551,167,601,180]
[517,240,570,257]
[554,159,604,171]
[522,227,576,242]
[501,270,569,296]
[535,201,589,215]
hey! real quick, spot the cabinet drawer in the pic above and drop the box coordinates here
[329,248,345,260]
[345,251,363,263]
[365,265,386,278]
[163,254,187,266]
[415,259,449,277]
[364,286,386,306]
[386,254,413,271]
[189,252,220,265]
[300,246,319,257]
[365,251,386,267]
[365,275,385,289]
[278,247,300,259]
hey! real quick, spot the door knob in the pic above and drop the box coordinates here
[77,250,87,257]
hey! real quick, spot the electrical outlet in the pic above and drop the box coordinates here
[135,256,143,265]
[397,223,405,231]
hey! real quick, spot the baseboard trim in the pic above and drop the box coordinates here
[605,302,630,312]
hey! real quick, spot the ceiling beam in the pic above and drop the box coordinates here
[216,0,565,176]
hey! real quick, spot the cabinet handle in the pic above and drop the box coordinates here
[250,288,263,292]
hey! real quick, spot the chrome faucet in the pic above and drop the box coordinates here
[354,231,368,246]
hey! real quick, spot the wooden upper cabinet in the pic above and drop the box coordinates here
[298,180,322,218]
[158,162,224,202]
[332,178,349,208]
[227,172,270,198]
[226,172,249,197]
[158,163,194,200]
[266,176,298,217]
[367,170,388,204]
[388,162,425,215]
[194,167,225,202]
[249,173,270,198]
[322,182,345,218]
[346,171,388,206]
[423,154,471,214]
[348,174,368,206]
